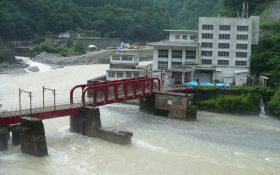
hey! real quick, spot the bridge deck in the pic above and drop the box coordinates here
[0,77,160,126]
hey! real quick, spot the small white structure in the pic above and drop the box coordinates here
[106,53,144,81]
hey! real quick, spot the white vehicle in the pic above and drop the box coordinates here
[88,45,98,49]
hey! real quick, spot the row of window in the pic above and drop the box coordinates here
[158,59,247,68]
[202,43,248,49]
[201,59,247,66]
[202,33,248,40]
[201,51,248,58]
[112,55,134,61]
[158,49,196,59]
[108,72,140,78]
[175,35,198,40]
[202,24,248,31]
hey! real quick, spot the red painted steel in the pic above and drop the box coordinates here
[0,77,160,126]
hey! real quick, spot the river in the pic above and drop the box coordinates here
[0,59,280,175]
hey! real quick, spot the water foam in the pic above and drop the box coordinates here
[133,139,168,153]
[15,56,52,73]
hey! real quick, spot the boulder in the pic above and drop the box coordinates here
[27,66,39,72]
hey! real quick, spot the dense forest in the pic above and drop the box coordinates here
[0,0,219,41]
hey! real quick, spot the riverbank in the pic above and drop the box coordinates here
[0,48,152,74]
[33,50,111,66]
[33,48,152,65]
[0,61,29,74]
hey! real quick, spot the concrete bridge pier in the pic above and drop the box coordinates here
[10,124,21,145]
[139,95,156,114]
[20,117,48,157]
[0,126,8,151]
[70,107,133,145]
[70,107,101,137]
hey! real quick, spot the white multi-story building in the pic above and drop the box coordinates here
[148,16,259,85]
[148,30,199,84]
[106,53,145,81]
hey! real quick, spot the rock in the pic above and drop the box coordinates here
[27,66,39,72]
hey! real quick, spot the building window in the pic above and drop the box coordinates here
[218,43,230,49]
[186,50,196,59]
[219,25,231,31]
[218,60,229,65]
[175,35,180,39]
[122,55,133,61]
[202,33,213,39]
[236,44,248,50]
[108,72,115,77]
[237,34,248,40]
[158,49,168,58]
[158,61,168,69]
[134,73,140,77]
[190,35,197,40]
[117,72,123,78]
[183,35,187,40]
[219,34,230,40]
[235,61,247,66]
[172,50,182,58]
[201,51,212,57]
[237,26,248,31]
[201,59,212,65]
[112,56,120,60]
[218,51,229,57]
[127,72,132,78]
[202,42,213,48]
[202,24,213,30]
[172,62,182,68]
[236,52,247,58]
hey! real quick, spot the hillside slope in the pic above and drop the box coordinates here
[0,0,219,41]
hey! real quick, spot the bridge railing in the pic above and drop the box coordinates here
[0,97,84,118]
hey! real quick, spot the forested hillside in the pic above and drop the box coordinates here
[0,0,218,41]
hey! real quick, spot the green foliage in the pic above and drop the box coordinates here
[251,22,280,83]
[0,0,220,41]
[73,43,86,55]
[194,86,219,92]
[217,0,273,17]
[197,86,274,114]
[32,42,86,56]
[0,47,15,63]
[200,94,260,113]
[268,89,280,116]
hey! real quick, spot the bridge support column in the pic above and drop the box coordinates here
[0,127,8,151]
[20,117,48,157]
[70,107,133,145]
[70,107,101,137]
[10,124,21,145]
[139,95,156,114]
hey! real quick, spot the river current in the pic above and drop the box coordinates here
[0,60,280,175]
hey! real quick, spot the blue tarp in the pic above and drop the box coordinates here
[215,83,230,87]
[200,82,214,86]
[184,81,199,87]
[184,81,230,87]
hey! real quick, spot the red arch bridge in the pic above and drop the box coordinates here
[0,77,161,126]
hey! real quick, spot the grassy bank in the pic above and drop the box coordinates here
[196,86,275,115]
[32,42,86,57]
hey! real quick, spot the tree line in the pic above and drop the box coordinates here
[0,0,219,41]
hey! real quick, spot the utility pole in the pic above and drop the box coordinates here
[43,86,56,110]
[19,88,32,114]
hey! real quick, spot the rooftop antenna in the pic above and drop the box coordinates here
[247,2,249,18]
[241,2,249,18]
